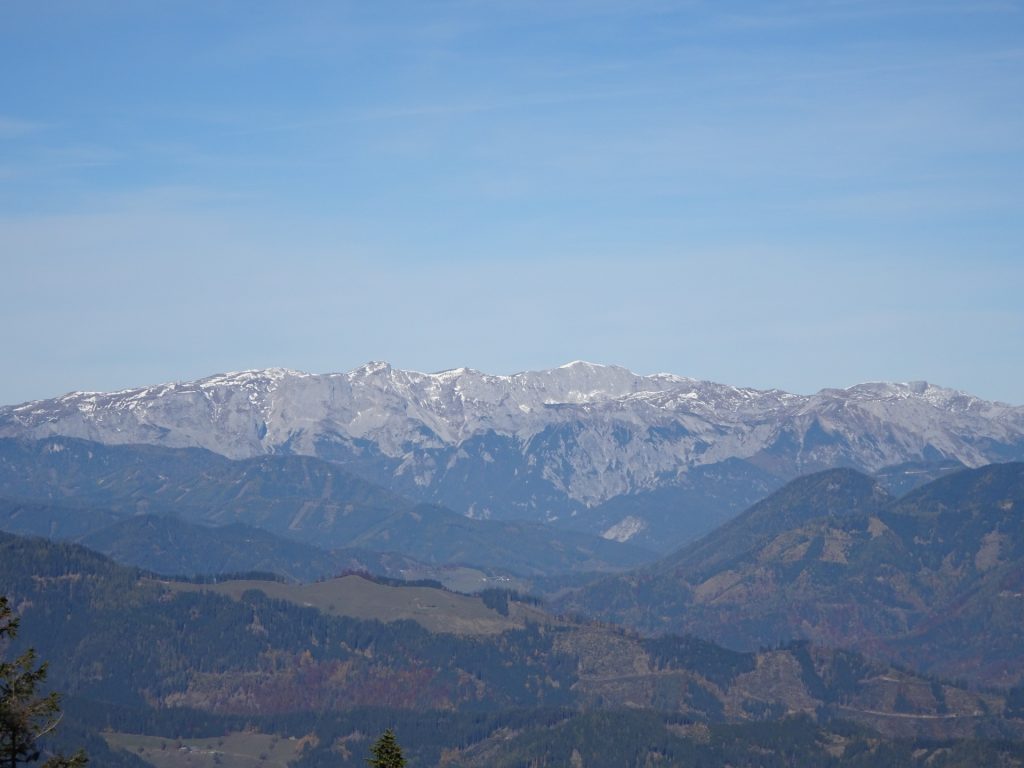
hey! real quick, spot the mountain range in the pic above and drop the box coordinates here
[3,362,1022,551]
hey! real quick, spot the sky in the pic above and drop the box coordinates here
[2,1,1023,405]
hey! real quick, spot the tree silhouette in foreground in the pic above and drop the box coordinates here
[365,728,406,768]
[0,596,86,767]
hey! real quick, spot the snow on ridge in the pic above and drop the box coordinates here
[198,367,309,385]
[2,365,1018,428]
[832,380,993,412]
[25,361,1002,412]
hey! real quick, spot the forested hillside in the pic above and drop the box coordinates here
[2,530,1023,766]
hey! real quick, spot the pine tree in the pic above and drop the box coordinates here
[0,596,86,767]
[365,728,406,768]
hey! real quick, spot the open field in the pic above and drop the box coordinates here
[397,564,529,595]
[166,573,540,634]
[104,731,305,768]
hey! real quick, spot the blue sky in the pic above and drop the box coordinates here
[2,1,1023,404]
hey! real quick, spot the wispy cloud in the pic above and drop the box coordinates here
[0,116,45,139]
[225,88,649,136]
[39,145,122,169]
[719,0,1020,30]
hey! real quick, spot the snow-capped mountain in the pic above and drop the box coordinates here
[2,362,1022,551]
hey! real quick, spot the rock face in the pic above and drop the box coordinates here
[2,362,1022,550]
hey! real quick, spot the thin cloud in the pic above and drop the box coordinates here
[226,88,651,136]
[0,116,44,139]
[40,145,123,169]
[719,0,1019,29]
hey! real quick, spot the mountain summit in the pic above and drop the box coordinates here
[2,363,1022,550]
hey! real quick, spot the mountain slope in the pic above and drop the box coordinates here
[0,497,443,583]
[655,468,892,583]
[76,515,433,583]
[562,463,1024,686]
[0,437,651,576]
[2,363,1021,551]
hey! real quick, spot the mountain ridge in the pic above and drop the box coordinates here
[3,362,1021,550]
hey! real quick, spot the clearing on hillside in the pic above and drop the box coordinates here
[167,573,543,634]
[104,731,305,768]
